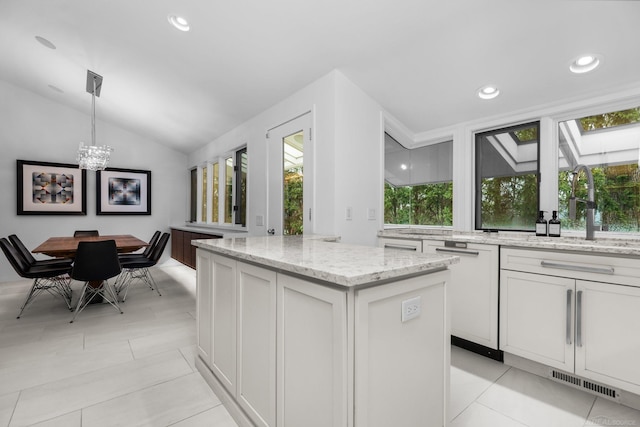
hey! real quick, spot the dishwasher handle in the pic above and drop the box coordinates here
[384,244,418,251]
[435,247,479,256]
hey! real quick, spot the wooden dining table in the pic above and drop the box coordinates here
[32,234,149,259]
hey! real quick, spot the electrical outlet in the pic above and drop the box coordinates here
[346,207,352,221]
[368,208,376,220]
[401,296,421,322]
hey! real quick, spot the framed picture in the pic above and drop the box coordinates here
[97,167,151,215]
[17,159,87,215]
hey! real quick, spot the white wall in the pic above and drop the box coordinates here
[0,80,188,282]
[188,70,387,246]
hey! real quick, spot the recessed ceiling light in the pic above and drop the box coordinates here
[478,85,500,100]
[35,36,56,49]
[570,54,601,74]
[168,15,190,32]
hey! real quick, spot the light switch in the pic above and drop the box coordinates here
[367,208,376,220]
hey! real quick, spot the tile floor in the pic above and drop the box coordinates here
[1,259,639,426]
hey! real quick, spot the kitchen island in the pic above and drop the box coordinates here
[192,235,458,427]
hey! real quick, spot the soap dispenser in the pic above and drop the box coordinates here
[549,210,561,237]
[535,211,548,236]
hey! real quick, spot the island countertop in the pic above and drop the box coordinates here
[192,235,459,287]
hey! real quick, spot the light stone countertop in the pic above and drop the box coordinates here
[192,235,459,288]
[379,229,640,257]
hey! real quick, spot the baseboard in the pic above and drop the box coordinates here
[451,336,503,362]
[195,356,255,427]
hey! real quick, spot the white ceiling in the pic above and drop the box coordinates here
[1,0,639,154]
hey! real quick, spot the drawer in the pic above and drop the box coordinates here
[378,238,422,252]
[501,247,640,287]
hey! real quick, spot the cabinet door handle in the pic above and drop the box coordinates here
[435,248,480,256]
[566,289,573,345]
[540,260,614,275]
[384,244,417,251]
[576,290,583,347]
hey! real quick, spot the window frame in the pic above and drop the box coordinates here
[474,121,541,232]
[193,145,247,228]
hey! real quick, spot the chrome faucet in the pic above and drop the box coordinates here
[568,164,596,240]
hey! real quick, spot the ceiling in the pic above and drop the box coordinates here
[1,0,639,154]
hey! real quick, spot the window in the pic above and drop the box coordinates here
[189,168,197,222]
[558,106,640,232]
[284,132,303,235]
[475,121,540,231]
[224,157,233,224]
[211,162,219,223]
[201,166,207,222]
[193,146,247,227]
[235,148,247,226]
[384,134,453,226]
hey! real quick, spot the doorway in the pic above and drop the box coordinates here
[267,113,313,236]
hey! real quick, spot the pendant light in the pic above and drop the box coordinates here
[76,70,113,171]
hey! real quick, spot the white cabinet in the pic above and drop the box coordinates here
[237,262,277,427]
[196,251,276,427]
[500,269,575,371]
[354,272,449,427]
[500,248,640,395]
[575,280,640,395]
[195,249,213,362]
[196,247,450,427]
[211,253,238,394]
[276,274,347,427]
[423,241,499,350]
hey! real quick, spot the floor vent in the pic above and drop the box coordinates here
[583,380,617,399]
[549,370,619,401]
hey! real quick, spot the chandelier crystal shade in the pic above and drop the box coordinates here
[77,70,113,171]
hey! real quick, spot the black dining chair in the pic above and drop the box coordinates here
[73,230,99,237]
[8,234,73,268]
[117,232,170,302]
[119,230,161,261]
[70,240,122,323]
[0,238,72,318]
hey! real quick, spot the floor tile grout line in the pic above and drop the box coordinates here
[471,365,513,404]
[77,371,211,420]
[473,400,531,426]
[6,390,21,427]
[165,403,227,427]
[583,396,599,427]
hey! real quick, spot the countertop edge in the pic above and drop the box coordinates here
[192,237,458,288]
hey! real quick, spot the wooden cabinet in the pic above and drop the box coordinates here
[423,241,499,352]
[171,228,221,268]
[500,248,640,395]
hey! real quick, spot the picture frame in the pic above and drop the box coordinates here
[96,167,151,215]
[17,159,87,215]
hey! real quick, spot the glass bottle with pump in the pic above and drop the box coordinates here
[549,210,561,237]
[535,211,548,236]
